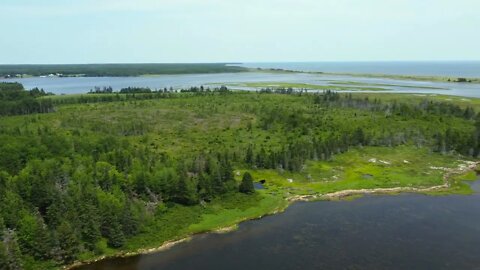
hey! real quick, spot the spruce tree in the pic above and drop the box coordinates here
[176,176,198,205]
[121,202,140,237]
[56,221,80,264]
[17,212,52,259]
[239,172,255,194]
[106,220,125,248]
[175,164,198,205]
[245,145,254,165]
[79,204,101,251]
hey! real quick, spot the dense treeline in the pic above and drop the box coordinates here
[88,85,230,95]
[0,133,238,267]
[0,83,54,116]
[246,90,479,171]
[0,63,247,77]
[0,88,478,268]
[0,86,243,269]
[312,91,476,120]
[53,86,231,105]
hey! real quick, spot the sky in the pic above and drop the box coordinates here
[1,0,479,64]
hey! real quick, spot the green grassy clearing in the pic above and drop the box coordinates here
[242,146,475,197]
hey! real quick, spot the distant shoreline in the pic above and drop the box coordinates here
[3,69,480,85]
[0,63,248,78]
[248,68,480,84]
[1,63,480,84]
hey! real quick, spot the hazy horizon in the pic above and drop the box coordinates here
[1,60,480,66]
[2,0,480,64]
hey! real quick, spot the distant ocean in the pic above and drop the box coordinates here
[238,61,480,78]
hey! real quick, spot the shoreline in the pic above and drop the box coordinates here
[250,68,480,84]
[64,238,192,270]
[289,160,479,202]
[64,204,289,270]
[65,160,479,270]
[4,69,480,84]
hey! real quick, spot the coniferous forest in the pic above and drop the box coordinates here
[1,83,479,269]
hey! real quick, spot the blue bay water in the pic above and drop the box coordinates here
[238,61,480,77]
[2,62,480,97]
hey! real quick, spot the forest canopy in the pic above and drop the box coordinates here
[0,84,479,269]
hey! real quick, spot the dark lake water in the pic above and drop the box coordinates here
[77,181,480,270]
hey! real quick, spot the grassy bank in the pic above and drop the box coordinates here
[67,145,478,269]
[68,192,287,269]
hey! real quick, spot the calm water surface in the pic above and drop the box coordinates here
[77,181,480,270]
[2,72,480,98]
[239,61,480,77]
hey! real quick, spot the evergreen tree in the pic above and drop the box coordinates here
[0,191,23,229]
[239,172,255,194]
[245,145,254,165]
[56,221,80,264]
[17,212,52,260]
[76,193,101,251]
[174,164,198,205]
[353,127,366,146]
[0,217,5,237]
[45,194,66,229]
[106,220,125,248]
[0,171,8,198]
[197,172,213,200]
[121,201,140,237]
[207,157,224,194]
[79,209,101,251]
[97,192,126,248]
[175,176,198,205]
[256,147,267,168]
